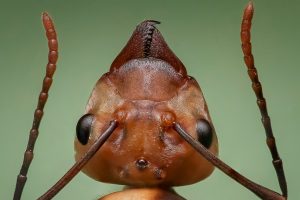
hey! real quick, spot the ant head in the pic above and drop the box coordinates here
[74,73,218,186]
[74,20,218,187]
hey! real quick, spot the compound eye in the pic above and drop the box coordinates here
[196,119,213,148]
[76,114,94,145]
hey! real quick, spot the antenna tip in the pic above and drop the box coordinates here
[41,12,55,31]
[245,1,254,12]
[243,1,254,19]
[42,12,50,20]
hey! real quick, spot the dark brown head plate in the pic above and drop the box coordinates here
[110,20,187,76]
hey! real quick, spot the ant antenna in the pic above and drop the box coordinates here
[241,2,287,197]
[13,12,58,200]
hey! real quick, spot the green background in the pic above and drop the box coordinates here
[0,0,299,199]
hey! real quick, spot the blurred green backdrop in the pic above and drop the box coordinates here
[0,0,299,199]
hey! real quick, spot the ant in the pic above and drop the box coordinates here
[13,2,287,200]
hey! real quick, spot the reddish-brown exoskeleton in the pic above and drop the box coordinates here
[13,2,287,200]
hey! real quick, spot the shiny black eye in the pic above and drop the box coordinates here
[76,114,94,145]
[196,119,213,148]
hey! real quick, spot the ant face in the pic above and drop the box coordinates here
[74,59,218,186]
[74,20,218,186]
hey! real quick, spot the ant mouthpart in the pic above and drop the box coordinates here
[136,158,149,170]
